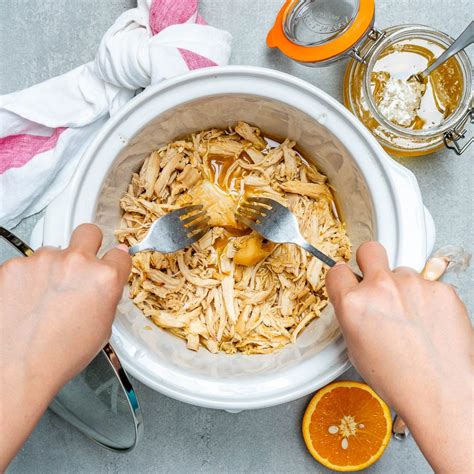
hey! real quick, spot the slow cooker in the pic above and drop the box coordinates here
[31,66,435,412]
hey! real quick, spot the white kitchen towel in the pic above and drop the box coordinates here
[0,0,232,228]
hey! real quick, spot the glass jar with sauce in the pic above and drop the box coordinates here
[267,0,473,157]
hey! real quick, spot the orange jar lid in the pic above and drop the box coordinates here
[267,0,375,64]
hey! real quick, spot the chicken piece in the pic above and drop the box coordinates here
[245,147,264,164]
[141,151,161,198]
[202,337,219,353]
[238,288,273,305]
[189,319,209,337]
[177,254,220,288]
[280,181,333,200]
[177,164,201,189]
[145,308,198,329]
[141,280,171,298]
[283,146,298,180]
[243,175,269,187]
[306,257,323,291]
[186,333,200,351]
[279,289,295,317]
[221,275,237,324]
[235,122,267,149]
[205,304,217,340]
[153,153,181,198]
[207,139,245,158]
[214,288,227,341]
[304,164,327,184]
[146,269,183,289]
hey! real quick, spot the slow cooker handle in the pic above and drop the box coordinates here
[384,161,436,271]
[423,206,436,259]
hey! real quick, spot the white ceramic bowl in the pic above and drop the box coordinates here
[34,66,435,411]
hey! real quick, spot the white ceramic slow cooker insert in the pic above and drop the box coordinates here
[34,66,435,411]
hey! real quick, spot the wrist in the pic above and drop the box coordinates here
[399,375,472,473]
[2,355,60,420]
[0,358,59,471]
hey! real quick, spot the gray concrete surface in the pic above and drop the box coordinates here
[1,0,472,473]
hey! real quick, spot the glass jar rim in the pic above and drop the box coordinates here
[283,0,361,47]
[362,24,473,138]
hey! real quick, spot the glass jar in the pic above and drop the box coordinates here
[267,1,474,157]
[344,25,473,156]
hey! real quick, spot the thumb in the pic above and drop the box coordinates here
[102,244,132,285]
[326,262,359,307]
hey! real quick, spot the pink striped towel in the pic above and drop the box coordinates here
[0,0,232,228]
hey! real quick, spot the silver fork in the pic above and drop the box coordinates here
[237,197,361,279]
[129,205,210,255]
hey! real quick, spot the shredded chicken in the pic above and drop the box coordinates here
[117,122,351,354]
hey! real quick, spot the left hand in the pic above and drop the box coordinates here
[0,224,131,470]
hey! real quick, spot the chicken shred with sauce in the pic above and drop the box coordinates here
[116,123,351,354]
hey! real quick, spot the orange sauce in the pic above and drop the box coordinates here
[207,151,254,257]
[207,150,254,194]
[208,155,236,188]
[214,235,229,254]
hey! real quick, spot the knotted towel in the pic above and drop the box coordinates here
[0,0,232,228]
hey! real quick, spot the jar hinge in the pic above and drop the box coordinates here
[443,107,474,155]
[348,28,385,64]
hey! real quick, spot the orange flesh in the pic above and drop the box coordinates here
[303,382,392,471]
[310,387,388,466]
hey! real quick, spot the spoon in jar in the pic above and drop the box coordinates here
[409,21,473,84]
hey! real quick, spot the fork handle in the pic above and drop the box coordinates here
[299,241,363,282]
[420,21,473,79]
[299,241,337,268]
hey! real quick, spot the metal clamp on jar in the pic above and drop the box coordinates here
[267,0,473,157]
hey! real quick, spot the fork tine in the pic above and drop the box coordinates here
[235,213,258,229]
[185,228,209,245]
[238,208,263,222]
[175,204,203,216]
[181,210,207,225]
[186,215,210,230]
[240,202,268,215]
[246,196,273,207]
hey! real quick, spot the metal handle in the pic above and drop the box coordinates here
[299,241,338,268]
[444,106,474,155]
[299,240,363,281]
[421,21,474,79]
[349,28,385,64]
[0,226,35,256]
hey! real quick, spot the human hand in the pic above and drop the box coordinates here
[0,224,131,469]
[326,241,473,473]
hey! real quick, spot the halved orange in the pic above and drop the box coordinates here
[302,381,392,472]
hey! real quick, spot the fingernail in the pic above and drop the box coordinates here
[115,244,129,253]
[334,261,346,266]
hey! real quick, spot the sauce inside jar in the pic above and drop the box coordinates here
[344,26,470,157]
[370,38,463,130]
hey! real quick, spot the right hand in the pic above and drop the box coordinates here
[326,242,473,474]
